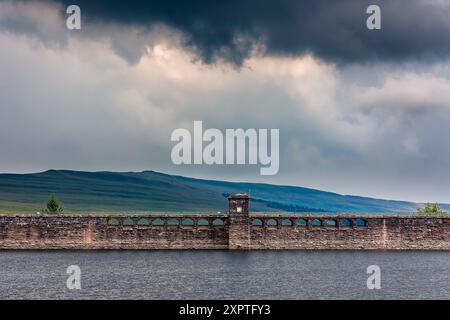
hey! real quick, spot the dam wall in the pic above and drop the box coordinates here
[0,214,229,250]
[247,214,449,250]
[0,194,448,250]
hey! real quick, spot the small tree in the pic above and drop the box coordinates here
[417,203,448,217]
[44,194,64,214]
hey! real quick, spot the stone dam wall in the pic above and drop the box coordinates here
[0,214,229,250]
[0,194,448,250]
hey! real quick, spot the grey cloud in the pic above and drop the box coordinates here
[48,0,450,65]
[351,73,450,122]
[0,1,68,46]
[3,0,450,65]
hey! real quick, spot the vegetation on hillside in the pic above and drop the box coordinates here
[417,203,449,217]
[43,194,64,214]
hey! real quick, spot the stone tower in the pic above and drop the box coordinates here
[228,193,250,250]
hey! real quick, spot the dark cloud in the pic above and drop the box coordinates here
[46,0,450,64]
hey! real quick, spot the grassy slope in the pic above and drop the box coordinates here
[0,169,442,214]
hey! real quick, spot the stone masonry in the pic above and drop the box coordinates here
[0,194,448,250]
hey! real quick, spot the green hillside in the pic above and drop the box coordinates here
[0,170,442,214]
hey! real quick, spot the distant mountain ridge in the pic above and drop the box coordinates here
[0,169,447,214]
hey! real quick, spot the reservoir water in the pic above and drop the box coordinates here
[0,251,448,300]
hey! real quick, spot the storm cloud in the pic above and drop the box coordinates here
[44,0,450,65]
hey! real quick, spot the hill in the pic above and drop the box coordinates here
[0,170,445,214]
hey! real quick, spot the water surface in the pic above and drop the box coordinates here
[0,251,448,299]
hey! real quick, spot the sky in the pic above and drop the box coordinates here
[1,0,450,202]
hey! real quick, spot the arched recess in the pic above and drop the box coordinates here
[340,218,352,227]
[182,218,195,226]
[197,218,209,226]
[212,218,225,226]
[137,218,150,226]
[355,218,367,227]
[252,219,263,226]
[152,218,165,226]
[122,218,135,226]
[167,218,180,226]
[107,218,119,226]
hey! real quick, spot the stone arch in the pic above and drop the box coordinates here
[311,219,322,227]
[252,219,263,226]
[197,218,209,226]
[325,219,337,227]
[122,217,135,226]
[107,218,119,226]
[212,218,225,226]
[282,219,293,226]
[355,218,367,227]
[137,218,150,226]
[340,218,352,227]
[152,218,165,226]
[167,218,180,226]
[181,218,195,226]
[297,218,308,226]
[266,219,278,227]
